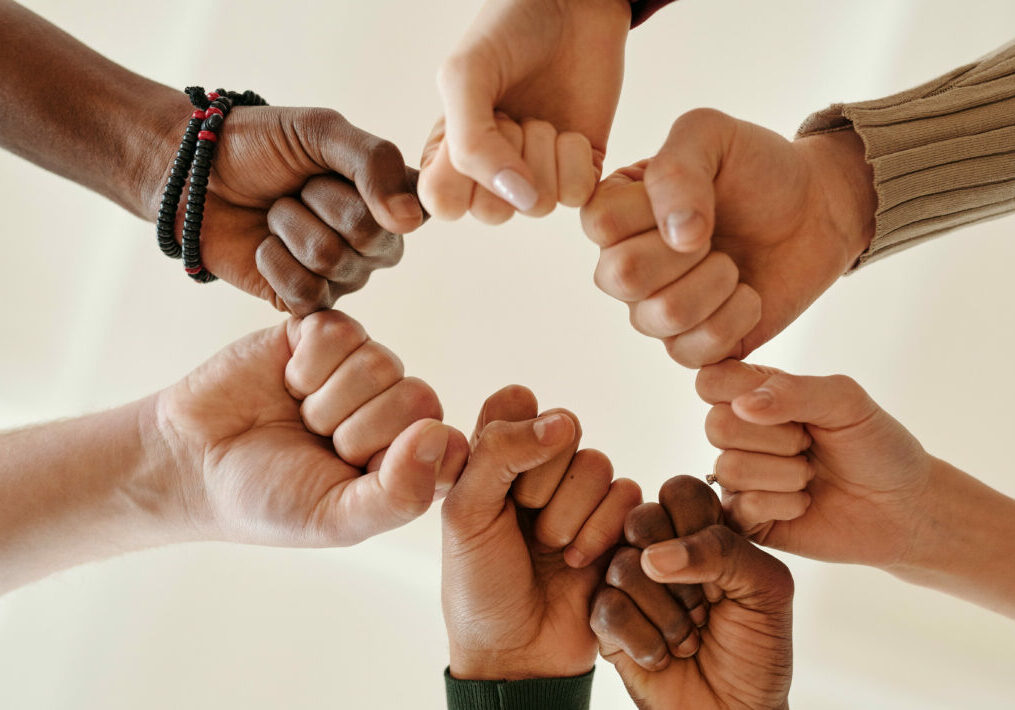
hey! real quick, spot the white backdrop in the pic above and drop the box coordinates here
[1,1,1013,708]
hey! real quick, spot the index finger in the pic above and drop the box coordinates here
[311,111,425,236]
[580,171,656,247]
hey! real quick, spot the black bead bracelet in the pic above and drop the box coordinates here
[156,86,268,283]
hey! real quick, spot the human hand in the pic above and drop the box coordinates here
[580,110,878,367]
[442,385,642,680]
[696,359,935,569]
[149,100,426,315]
[593,478,793,710]
[154,310,468,547]
[422,0,630,217]
[419,114,597,223]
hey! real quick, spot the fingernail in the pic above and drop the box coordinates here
[386,193,423,226]
[492,169,538,211]
[643,542,689,577]
[563,547,587,568]
[675,631,700,658]
[689,603,708,628]
[533,413,570,445]
[414,424,449,465]
[741,388,774,411]
[664,210,702,249]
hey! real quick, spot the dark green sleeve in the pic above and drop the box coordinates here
[444,667,594,710]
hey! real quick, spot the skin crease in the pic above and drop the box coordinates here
[442,386,642,680]
[696,359,1015,618]
[592,478,793,710]
[424,0,630,217]
[581,109,878,368]
[0,1,425,316]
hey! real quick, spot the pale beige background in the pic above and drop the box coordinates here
[1,0,1013,708]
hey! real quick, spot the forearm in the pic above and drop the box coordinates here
[0,0,186,219]
[889,457,1015,617]
[0,395,187,594]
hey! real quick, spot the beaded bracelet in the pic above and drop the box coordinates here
[156,86,268,283]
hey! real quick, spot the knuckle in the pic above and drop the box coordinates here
[654,294,695,334]
[299,398,332,437]
[580,202,620,245]
[704,404,736,446]
[792,457,813,489]
[304,233,348,276]
[363,137,405,174]
[636,645,671,672]
[265,196,300,233]
[478,419,514,450]
[536,520,573,549]
[707,250,739,283]
[644,157,693,189]
[436,54,471,91]
[605,547,644,589]
[370,232,405,266]
[661,474,714,506]
[714,450,740,481]
[590,587,629,634]
[660,615,694,647]
[738,492,768,525]
[681,107,730,130]
[663,336,704,369]
[625,503,669,546]
[571,449,614,484]
[302,310,365,348]
[396,377,443,422]
[284,277,331,316]
[695,319,735,360]
[598,248,647,300]
[356,342,405,390]
[703,524,739,559]
[521,118,556,136]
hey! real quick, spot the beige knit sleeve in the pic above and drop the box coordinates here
[797,39,1015,268]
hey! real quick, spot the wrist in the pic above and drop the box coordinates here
[128,87,194,221]
[795,127,877,271]
[886,457,1015,615]
[449,645,594,682]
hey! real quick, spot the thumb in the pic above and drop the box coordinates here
[644,108,734,253]
[641,525,793,611]
[326,419,453,545]
[730,372,879,430]
[437,55,538,212]
[297,108,425,235]
[443,412,575,528]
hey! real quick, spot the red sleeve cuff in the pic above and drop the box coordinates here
[629,0,677,27]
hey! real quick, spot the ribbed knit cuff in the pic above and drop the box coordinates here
[630,0,677,28]
[798,39,1015,269]
[444,667,594,710]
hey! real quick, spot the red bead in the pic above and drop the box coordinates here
[192,110,206,120]
[205,106,223,117]
[197,130,217,142]
[207,92,220,100]
[185,266,203,275]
